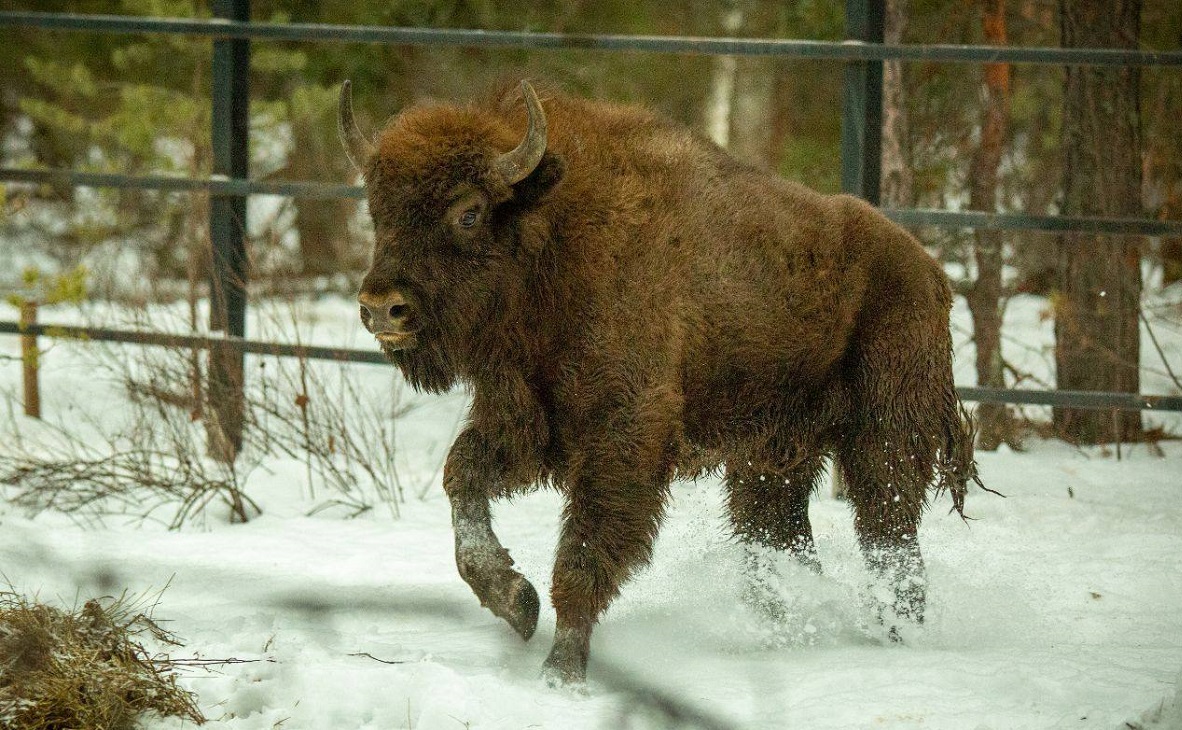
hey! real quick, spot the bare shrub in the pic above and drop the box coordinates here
[245,352,412,518]
[0,374,257,527]
[1,302,413,525]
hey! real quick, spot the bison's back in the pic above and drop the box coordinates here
[532,94,947,452]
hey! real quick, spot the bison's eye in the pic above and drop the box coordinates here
[458,206,482,229]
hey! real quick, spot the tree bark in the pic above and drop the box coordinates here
[1053,0,1144,444]
[767,60,795,173]
[289,109,354,278]
[966,0,1017,450]
[731,56,776,168]
[705,7,743,150]
[880,0,913,209]
[1164,238,1182,286]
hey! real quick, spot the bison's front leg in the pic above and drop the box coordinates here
[542,471,668,686]
[444,430,540,641]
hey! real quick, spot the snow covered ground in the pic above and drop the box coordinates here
[1,292,1180,729]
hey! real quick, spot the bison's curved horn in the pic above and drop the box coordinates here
[495,81,548,185]
[337,80,375,174]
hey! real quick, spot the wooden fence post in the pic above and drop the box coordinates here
[19,301,40,419]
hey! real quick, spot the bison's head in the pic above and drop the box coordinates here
[340,80,565,392]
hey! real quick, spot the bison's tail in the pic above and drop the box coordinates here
[934,400,987,519]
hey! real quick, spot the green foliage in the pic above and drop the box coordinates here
[4,0,319,282]
[7,266,89,308]
[24,58,98,99]
[779,135,841,194]
[44,266,89,306]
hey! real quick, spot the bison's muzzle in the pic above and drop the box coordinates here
[359,290,419,350]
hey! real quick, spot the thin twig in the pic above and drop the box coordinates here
[1140,310,1182,390]
[155,657,277,668]
[347,651,409,665]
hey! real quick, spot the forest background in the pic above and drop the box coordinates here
[1,0,1180,450]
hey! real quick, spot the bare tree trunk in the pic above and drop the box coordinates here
[1053,0,1144,444]
[705,7,743,150]
[731,57,775,167]
[966,0,1018,450]
[186,67,208,425]
[880,0,913,209]
[1164,238,1182,286]
[290,111,353,278]
[767,61,794,173]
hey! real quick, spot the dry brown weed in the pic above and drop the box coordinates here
[0,592,204,729]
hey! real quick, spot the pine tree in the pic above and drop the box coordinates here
[1053,0,1144,444]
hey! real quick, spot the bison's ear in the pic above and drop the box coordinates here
[507,151,565,210]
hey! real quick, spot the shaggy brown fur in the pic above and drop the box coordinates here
[347,79,979,685]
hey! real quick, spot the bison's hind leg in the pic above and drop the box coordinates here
[838,436,930,635]
[843,423,939,628]
[838,318,956,633]
[726,456,826,618]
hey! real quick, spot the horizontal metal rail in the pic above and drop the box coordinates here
[0,167,363,200]
[0,321,385,365]
[5,168,1180,236]
[3,321,1180,412]
[881,208,1182,237]
[957,386,1182,413]
[2,11,1181,67]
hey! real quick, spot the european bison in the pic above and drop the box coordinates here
[341,79,979,686]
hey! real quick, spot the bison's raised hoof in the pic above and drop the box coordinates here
[476,571,539,641]
[505,574,540,641]
[457,550,540,640]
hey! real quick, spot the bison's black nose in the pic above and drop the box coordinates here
[359,290,415,335]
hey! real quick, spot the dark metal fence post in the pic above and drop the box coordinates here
[841,0,884,204]
[208,0,250,461]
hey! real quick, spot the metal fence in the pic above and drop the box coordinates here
[2,2,1182,420]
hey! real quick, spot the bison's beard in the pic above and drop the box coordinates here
[383,335,460,394]
[375,289,501,395]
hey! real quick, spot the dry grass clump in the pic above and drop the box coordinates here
[0,592,204,729]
